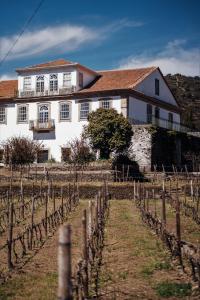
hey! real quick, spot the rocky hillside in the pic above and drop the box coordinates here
[165,74,200,130]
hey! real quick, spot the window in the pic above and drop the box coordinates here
[80,102,90,120]
[168,113,173,123]
[79,72,83,88]
[63,73,71,87]
[36,75,44,93]
[61,147,71,162]
[155,107,160,119]
[0,149,3,162]
[60,102,71,121]
[37,150,49,163]
[49,74,58,92]
[101,99,111,109]
[168,113,173,129]
[155,78,160,96]
[0,106,6,124]
[23,77,31,91]
[146,104,152,123]
[17,105,28,123]
[38,105,49,123]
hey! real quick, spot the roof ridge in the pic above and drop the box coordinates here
[129,67,157,88]
[97,66,157,73]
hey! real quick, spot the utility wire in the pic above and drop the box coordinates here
[0,0,45,68]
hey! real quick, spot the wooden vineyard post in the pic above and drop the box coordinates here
[68,184,72,212]
[133,181,136,201]
[21,180,25,219]
[153,189,157,217]
[126,165,130,181]
[58,225,72,300]
[175,191,183,268]
[184,184,187,206]
[30,196,35,249]
[196,186,199,214]
[45,192,48,238]
[82,209,89,298]
[7,202,14,270]
[122,164,125,182]
[162,180,166,226]
[61,186,64,220]
[191,180,194,202]
[146,190,149,211]
[53,189,56,213]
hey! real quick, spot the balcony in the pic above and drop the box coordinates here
[29,119,55,132]
[18,86,76,98]
[129,115,192,133]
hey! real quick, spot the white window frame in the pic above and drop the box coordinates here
[59,101,71,121]
[17,104,28,123]
[36,75,45,93]
[0,106,7,124]
[79,101,90,121]
[38,103,50,123]
[23,76,32,91]
[63,73,72,88]
[100,98,112,109]
[49,74,58,92]
[79,72,83,88]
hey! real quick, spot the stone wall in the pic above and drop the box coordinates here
[129,125,152,171]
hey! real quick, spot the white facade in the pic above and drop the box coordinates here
[0,62,181,162]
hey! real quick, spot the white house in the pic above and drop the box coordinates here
[0,58,181,162]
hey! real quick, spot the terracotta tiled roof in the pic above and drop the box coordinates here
[78,67,157,93]
[0,80,17,99]
[18,59,74,70]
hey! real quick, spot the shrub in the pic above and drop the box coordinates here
[2,136,43,168]
[68,137,95,166]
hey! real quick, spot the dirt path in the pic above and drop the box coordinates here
[100,200,194,299]
[0,200,88,300]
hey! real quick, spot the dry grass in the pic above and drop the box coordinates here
[0,200,88,300]
[99,200,193,299]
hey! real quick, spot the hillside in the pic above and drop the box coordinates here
[165,74,200,130]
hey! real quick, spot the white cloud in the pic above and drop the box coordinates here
[119,40,200,76]
[0,73,17,81]
[0,19,144,63]
[0,24,99,61]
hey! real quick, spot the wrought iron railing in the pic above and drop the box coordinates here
[17,86,76,98]
[29,119,55,131]
[129,115,192,133]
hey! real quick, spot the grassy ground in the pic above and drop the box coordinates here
[0,199,198,299]
[99,200,193,299]
[0,200,88,300]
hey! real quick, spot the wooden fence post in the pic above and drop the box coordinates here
[45,192,48,238]
[58,224,72,300]
[30,196,35,249]
[162,181,166,226]
[175,191,183,268]
[7,202,14,270]
[21,181,25,219]
[82,209,89,298]
[61,186,64,219]
[53,189,56,213]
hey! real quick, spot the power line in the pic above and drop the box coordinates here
[0,0,45,68]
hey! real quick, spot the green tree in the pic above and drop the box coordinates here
[84,108,133,159]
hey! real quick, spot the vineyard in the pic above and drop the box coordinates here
[0,166,200,299]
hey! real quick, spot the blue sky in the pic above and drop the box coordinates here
[0,0,200,79]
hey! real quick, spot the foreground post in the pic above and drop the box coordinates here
[162,181,166,226]
[58,225,72,300]
[7,202,14,270]
[175,192,183,268]
[82,209,89,298]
